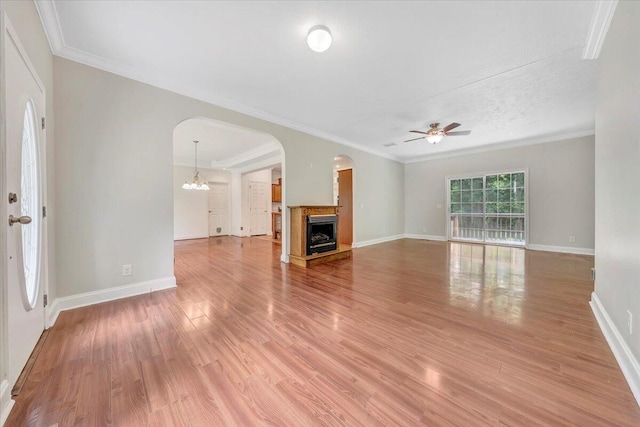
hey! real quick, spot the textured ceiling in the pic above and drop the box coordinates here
[41,1,598,162]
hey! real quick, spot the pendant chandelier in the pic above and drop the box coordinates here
[182,140,209,190]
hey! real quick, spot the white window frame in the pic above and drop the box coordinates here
[445,168,529,248]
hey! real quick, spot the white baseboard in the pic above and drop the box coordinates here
[0,380,14,427]
[353,234,404,248]
[590,292,640,406]
[528,244,594,255]
[403,234,447,241]
[47,276,177,327]
[280,253,289,263]
[401,237,594,255]
[174,235,208,241]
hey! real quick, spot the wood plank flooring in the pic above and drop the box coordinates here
[6,237,640,426]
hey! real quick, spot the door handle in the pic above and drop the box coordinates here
[9,215,32,226]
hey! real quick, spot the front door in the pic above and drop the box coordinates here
[4,19,47,389]
[208,182,229,236]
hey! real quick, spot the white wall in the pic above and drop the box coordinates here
[404,136,595,252]
[241,169,272,236]
[593,0,640,402]
[53,56,405,298]
[173,166,230,240]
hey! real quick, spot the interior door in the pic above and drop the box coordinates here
[208,183,229,236]
[338,169,353,246]
[5,19,47,389]
[249,182,267,235]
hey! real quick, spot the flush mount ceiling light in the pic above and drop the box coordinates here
[182,140,209,190]
[307,25,332,52]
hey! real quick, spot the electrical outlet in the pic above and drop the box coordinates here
[436,204,442,209]
[423,227,427,232]
[628,310,633,335]
[569,236,576,243]
[240,226,243,231]
[122,264,132,277]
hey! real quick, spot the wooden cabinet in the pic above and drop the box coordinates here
[272,178,282,202]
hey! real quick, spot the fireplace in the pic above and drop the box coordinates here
[307,214,338,255]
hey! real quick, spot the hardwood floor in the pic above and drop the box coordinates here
[7,237,640,426]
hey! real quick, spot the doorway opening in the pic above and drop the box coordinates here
[172,117,287,261]
[333,155,354,247]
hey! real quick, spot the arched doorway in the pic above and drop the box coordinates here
[172,117,287,262]
[333,155,354,247]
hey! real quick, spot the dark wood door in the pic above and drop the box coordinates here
[338,169,353,246]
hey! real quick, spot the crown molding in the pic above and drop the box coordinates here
[582,0,618,60]
[404,129,595,164]
[34,1,402,164]
[34,0,64,52]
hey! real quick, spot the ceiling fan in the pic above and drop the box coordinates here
[403,122,471,145]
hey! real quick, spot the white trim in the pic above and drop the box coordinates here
[352,234,404,248]
[403,234,447,241]
[590,292,640,406]
[34,0,64,52]
[404,130,595,164]
[0,380,15,427]
[280,253,289,263]
[47,276,177,327]
[174,235,208,241]
[527,244,594,256]
[4,19,45,93]
[583,1,618,60]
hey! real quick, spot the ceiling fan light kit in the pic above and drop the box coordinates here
[426,133,444,144]
[307,25,332,52]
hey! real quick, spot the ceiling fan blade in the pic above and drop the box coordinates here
[403,136,425,143]
[442,122,461,133]
[446,130,471,136]
[409,130,430,135]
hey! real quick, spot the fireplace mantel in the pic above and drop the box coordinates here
[289,205,352,268]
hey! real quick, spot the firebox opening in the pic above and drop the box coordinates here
[307,214,338,255]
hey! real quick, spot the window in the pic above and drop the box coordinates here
[21,100,42,310]
[448,171,526,246]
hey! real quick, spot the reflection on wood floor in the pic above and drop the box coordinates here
[7,237,640,425]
